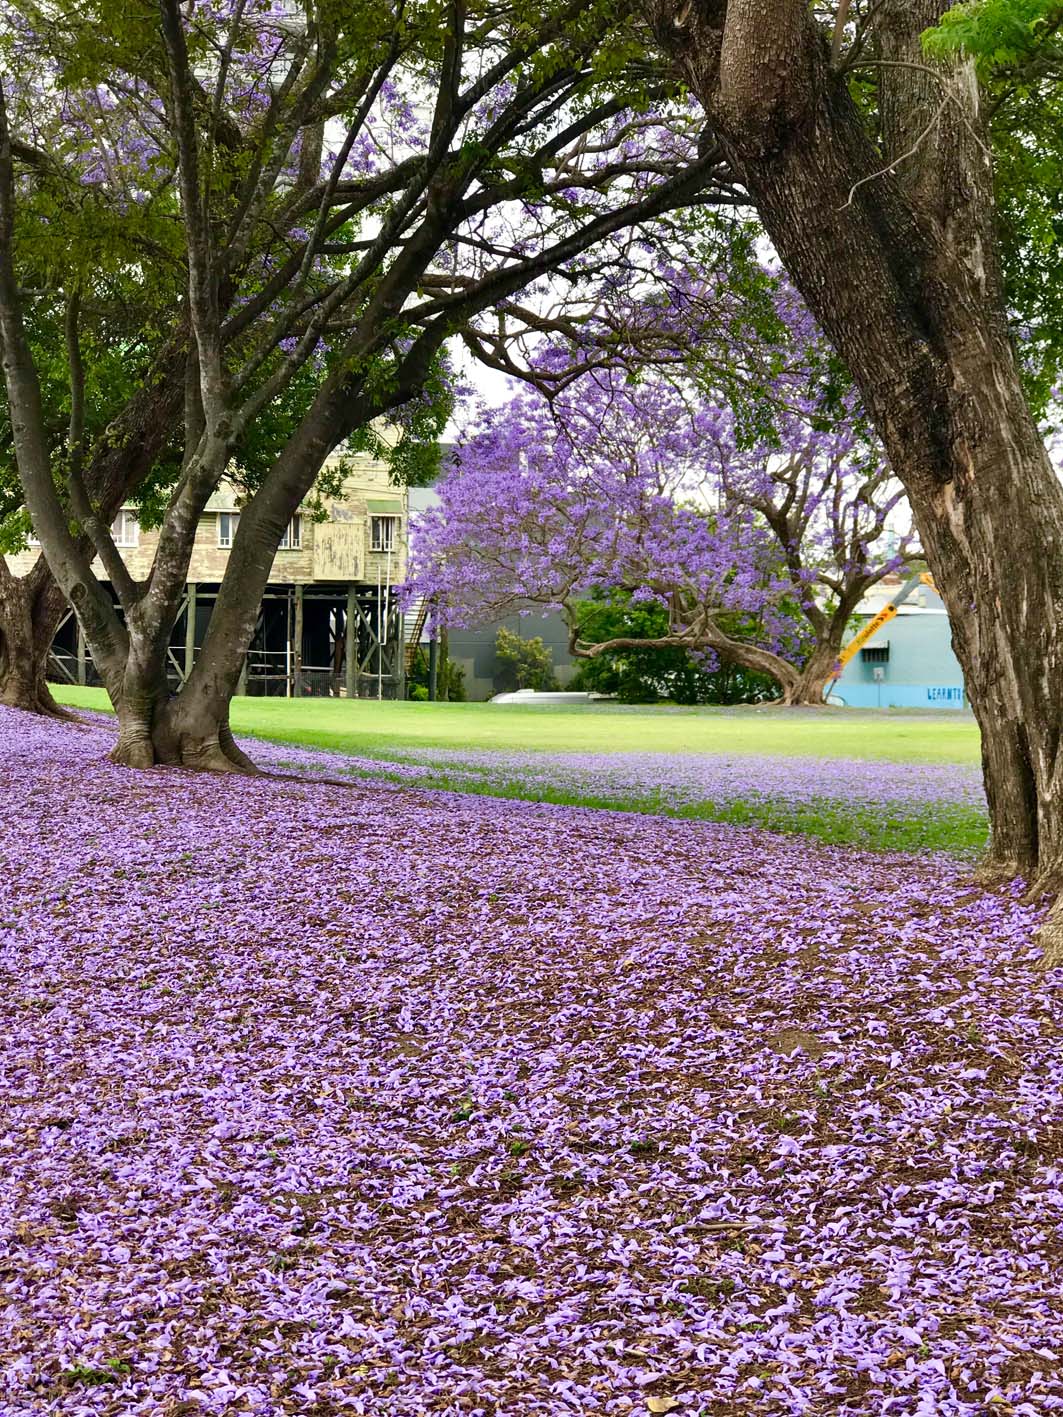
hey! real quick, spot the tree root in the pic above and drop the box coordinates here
[1034,916,1063,970]
[218,722,260,774]
[110,735,158,770]
[149,701,260,775]
[173,735,256,774]
[0,680,76,720]
[973,856,1030,892]
[1014,848,1063,904]
[1024,868,1063,968]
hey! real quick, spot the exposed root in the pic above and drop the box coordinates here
[110,735,157,770]
[1022,870,1063,904]
[1024,867,1063,968]
[974,855,1031,892]
[0,679,75,720]
[178,734,257,775]
[218,723,260,774]
[1035,916,1063,970]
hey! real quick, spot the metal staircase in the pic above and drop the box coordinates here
[403,597,430,669]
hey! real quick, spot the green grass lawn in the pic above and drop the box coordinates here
[53,687,985,856]
[54,685,981,764]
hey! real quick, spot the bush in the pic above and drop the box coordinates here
[407,644,467,701]
[494,626,559,692]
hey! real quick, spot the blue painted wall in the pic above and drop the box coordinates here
[833,589,968,710]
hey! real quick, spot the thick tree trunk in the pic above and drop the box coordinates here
[98,608,256,774]
[0,567,69,716]
[152,688,258,774]
[781,641,840,707]
[108,693,255,773]
[647,0,1063,962]
[151,385,378,769]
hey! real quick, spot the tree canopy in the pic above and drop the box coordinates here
[409,280,916,704]
[0,0,738,762]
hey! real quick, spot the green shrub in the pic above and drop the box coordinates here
[406,645,467,701]
[494,626,559,692]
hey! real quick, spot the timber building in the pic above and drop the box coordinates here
[7,449,415,699]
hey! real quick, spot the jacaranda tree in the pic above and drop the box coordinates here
[0,0,729,768]
[409,308,915,704]
[0,69,188,714]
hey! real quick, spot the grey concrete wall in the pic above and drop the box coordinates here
[447,613,576,701]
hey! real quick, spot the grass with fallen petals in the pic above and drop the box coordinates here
[53,686,986,855]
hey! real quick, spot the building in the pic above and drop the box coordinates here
[9,450,410,699]
[832,577,968,710]
[444,613,576,701]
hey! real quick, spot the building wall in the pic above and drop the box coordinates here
[406,484,579,700]
[446,613,576,701]
[4,451,408,588]
[834,584,969,710]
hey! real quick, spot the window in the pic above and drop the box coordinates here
[218,511,240,548]
[861,644,890,664]
[112,509,140,548]
[219,512,300,550]
[371,515,398,553]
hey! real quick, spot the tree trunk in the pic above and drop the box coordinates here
[646,0,1063,962]
[150,385,378,768]
[0,320,187,718]
[152,688,258,774]
[781,640,840,707]
[0,565,70,716]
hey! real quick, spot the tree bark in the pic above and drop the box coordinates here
[155,383,376,768]
[645,0,1063,962]
[0,559,70,715]
[0,326,187,717]
[782,639,843,707]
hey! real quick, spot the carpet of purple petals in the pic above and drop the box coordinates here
[299,747,985,813]
[2,707,1063,1417]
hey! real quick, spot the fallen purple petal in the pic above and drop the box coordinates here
[1,708,1060,1415]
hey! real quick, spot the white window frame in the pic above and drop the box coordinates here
[370,514,398,553]
[278,514,302,550]
[218,511,240,548]
[112,509,140,549]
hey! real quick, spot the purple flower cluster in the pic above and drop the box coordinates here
[2,709,1061,1415]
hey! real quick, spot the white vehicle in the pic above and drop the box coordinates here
[490,688,597,705]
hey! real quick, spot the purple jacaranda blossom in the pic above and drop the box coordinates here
[279,744,984,813]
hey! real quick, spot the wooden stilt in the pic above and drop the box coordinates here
[184,584,197,683]
[293,584,304,697]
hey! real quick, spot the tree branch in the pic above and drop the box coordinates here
[158,0,225,423]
